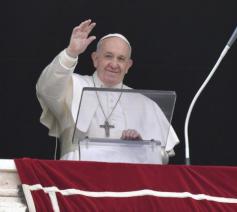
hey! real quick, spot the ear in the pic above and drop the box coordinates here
[91,52,98,68]
[126,59,133,73]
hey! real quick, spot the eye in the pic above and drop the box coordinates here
[105,54,113,59]
[118,56,126,62]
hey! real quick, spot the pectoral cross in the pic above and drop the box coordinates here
[100,120,114,137]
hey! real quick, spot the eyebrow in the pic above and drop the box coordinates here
[104,52,128,59]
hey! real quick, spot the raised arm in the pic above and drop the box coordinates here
[36,20,96,136]
[37,19,96,97]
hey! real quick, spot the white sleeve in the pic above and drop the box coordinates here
[36,50,78,137]
[59,49,78,69]
[166,126,180,156]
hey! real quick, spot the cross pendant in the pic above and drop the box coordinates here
[100,120,115,137]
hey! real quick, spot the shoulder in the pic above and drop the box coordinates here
[122,86,155,107]
[72,73,94,87]
[123,84,132,89]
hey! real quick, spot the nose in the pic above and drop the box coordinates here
[109,59,119,69]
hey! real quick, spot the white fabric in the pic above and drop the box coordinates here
[37,49,179,160]
[59,50,78,69]
[23,184,237,204]
[98,33,131,50]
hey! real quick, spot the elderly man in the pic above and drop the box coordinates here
[36,19,179,160]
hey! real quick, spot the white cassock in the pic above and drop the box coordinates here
[36,50,179,161]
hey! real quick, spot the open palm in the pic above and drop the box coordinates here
[67,19,96,57]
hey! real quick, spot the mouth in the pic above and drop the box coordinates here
[105,69,120,74]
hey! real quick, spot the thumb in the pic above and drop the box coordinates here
[86,36,96,47]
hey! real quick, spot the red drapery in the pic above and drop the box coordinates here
[15,158,237,211]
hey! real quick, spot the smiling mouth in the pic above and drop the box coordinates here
[106,70,119,74]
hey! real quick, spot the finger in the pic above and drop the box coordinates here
[85,22,96,35]
[137,134,142,140]
[79,19,92,31]
[122,129,131,140]
[129,130,142,140]
[127,130,133,139]
[121,130,126,139]
[72,20,91,31]
[81,22,96,39]
[85,36,96,47]
[130,130,138,139]
[72,19,92,35]
[72,22,96,39]
[123,130,131,140]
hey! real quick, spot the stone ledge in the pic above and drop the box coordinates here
[0,159,28,211]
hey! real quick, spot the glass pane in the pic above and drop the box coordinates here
[71,87,176,164]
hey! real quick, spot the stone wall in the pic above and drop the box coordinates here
[0,159,28,211]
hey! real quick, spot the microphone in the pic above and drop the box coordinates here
[184,25,237,165]
[227,26,237,47]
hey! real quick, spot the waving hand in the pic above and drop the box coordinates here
[66,19,96,58]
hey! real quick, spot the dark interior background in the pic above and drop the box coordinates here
[1,0,237,165]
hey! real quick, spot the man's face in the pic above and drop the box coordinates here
[91,37,133,87]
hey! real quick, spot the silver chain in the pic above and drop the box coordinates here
[92,77,123,123]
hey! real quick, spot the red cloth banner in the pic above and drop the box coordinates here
[15,158,237,211]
